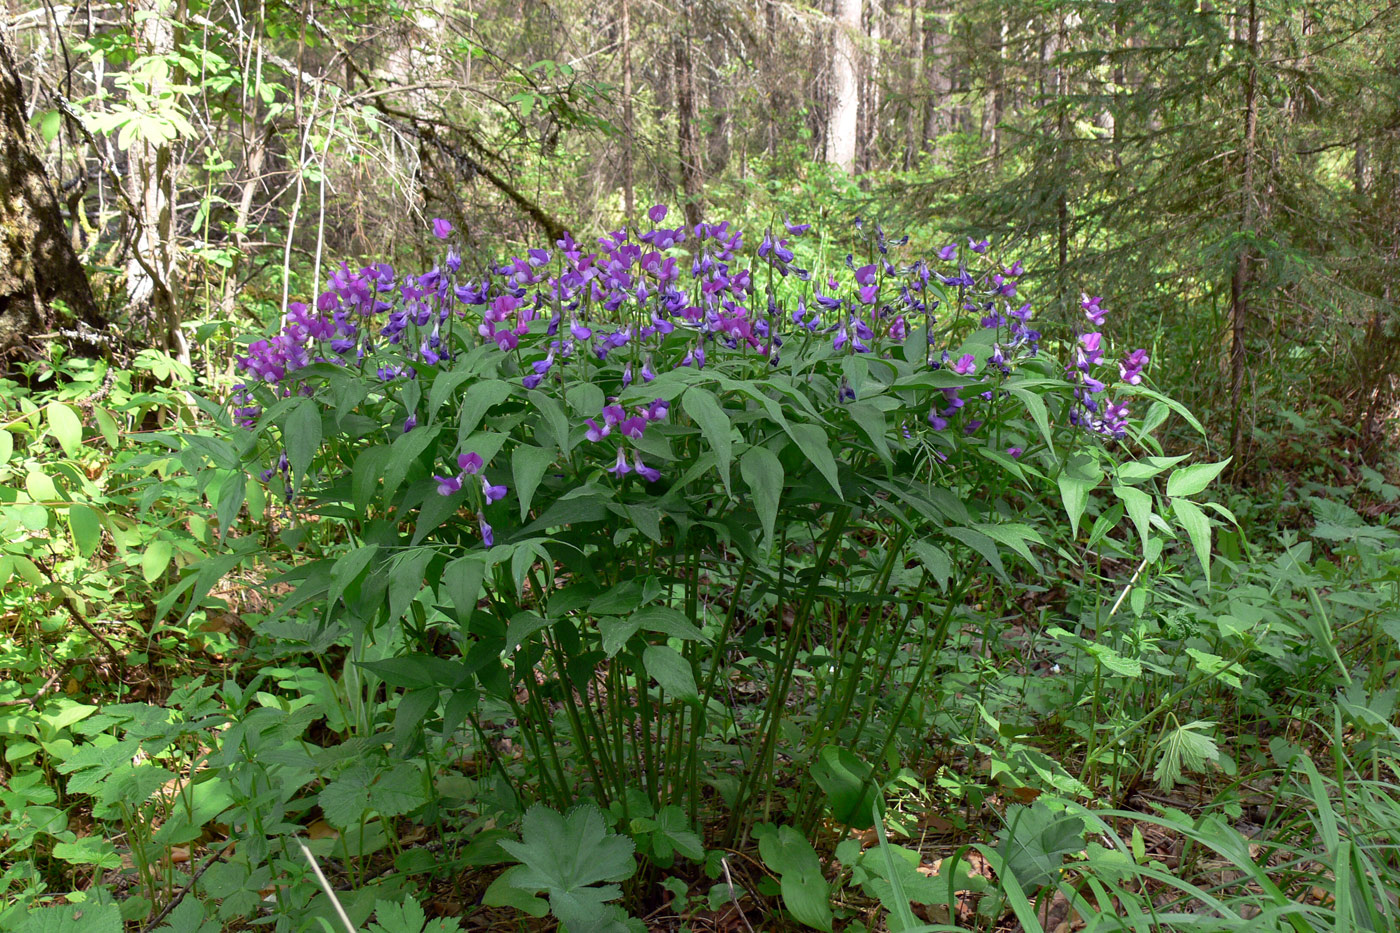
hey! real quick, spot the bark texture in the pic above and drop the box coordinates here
[0,28,101,360]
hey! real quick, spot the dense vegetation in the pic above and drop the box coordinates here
[2,1,1399,931]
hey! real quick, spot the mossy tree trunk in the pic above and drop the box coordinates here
[0,28,101,362]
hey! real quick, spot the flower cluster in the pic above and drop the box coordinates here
[233,211,1150,544]
[1066,294,1149,438]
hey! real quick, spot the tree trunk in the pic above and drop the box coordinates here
[828,0,860,174]
[920,0,949,156]
[124,0,186,363]
[0,28,101,361]
[674,24,702,228]
[620,0,635,218]
[1228,0,1259,473]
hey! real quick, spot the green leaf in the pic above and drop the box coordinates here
[642,645,698,703]
[1171,496,1213,584]
[216,470,246,538]
[972,522,1044,574]
[67,505,102,558]
[51,836,123,870]
[756,825,833,931]
[1113,484,1154,547]
[785,421,842,499]
[141,538,173,584]
[910,540,950,591]
[19,901,122,933]
[0,428,12,464]
[318,763,426,830]
[427,369,476,420]
[47,404,83,458]
[846,402,892,464]
[459,379,513,437]
[1154,721,1220,791]
[632,605,707,642]
[599,616,641,657]
[498,803,637,933]
[683,388,733,495]
[284,398,322,486]
[1058,453,1102,538]
[996,802,1085,891]
[528,389,572,453]
[512,445,555,521]
[329,544,379,605]
[1165,458,1231,499]
[740,445,783,546]
[443,556,487,626]
[810,746,880,829]
[1007,384,1055,454]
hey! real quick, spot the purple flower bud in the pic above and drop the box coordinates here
[403,414,418,433]
[785,218,811,235]
[1007,446,1024,458]
[432,218,453,240]
[478,513,493,547]
[522,373,543,389]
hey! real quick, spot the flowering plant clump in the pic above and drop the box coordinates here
[218,208,1198,843]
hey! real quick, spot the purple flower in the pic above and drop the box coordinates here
[641,357,657,382]
[951,353,977,375]
[634,453,660,482]
[1120,348,1149,385]
[585,418,611,442]
[478,513,494,547]
[968,237,989,254]
[435,474,463,496]
[432,218,453,240]
[481,477,508,504]
[459,452,484,475]
[937,243,958,262]
[570,319,592,341]
[608,447,632,476]
[619,415,646,440]
[928,411,948,430]
[602,405,626,426]
[403,414,418,433]
[648,204,668,224]
[1007,446,1024,458]
[644,398,669,422]
[1082,294,1107,327]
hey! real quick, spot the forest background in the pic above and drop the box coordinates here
[3,0,1400,930]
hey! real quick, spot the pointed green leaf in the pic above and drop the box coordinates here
[512,445,555,521]
[642,645,698,703]
[740,445,783,546]
[683,388,732,495]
